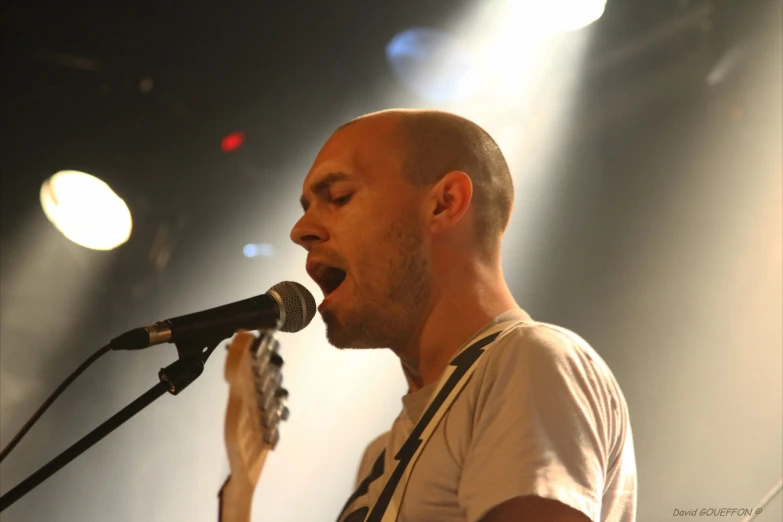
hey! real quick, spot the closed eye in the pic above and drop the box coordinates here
[332,194,353,206]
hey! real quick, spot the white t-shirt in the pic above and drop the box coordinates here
[337,309,637,522]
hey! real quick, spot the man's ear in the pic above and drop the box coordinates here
[428,171,472,234]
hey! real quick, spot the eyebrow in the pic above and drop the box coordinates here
[299,172,352,212]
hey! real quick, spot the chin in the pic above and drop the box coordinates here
[321,311,355,348]
[322,311,381,349]
[325,327,375,349]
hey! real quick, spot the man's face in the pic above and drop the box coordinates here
[290,117,432,349]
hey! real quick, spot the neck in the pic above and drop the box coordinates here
[396,260,520,393]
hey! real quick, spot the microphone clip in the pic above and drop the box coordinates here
[158,336,224,395]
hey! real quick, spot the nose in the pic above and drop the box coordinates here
[290,214,327,251]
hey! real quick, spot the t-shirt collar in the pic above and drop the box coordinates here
[400,308,532,423]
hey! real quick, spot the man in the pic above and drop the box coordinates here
[290,109,637,522]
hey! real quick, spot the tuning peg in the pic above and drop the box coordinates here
[260,391,276,413]
[250,333,276,362]
[263,371,282,396]
[263,426,280,450]
[261,405,279,428]
[269,352,283,368]
[275,388,289,421]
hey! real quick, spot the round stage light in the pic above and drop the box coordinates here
[506,0,608,33]
[554,0,607,31]
[40,170,133,251]
[243,243,275,258]
[221,131,245,152]
[386,27,478,103]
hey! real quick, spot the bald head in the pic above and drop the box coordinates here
[337,109,514,260]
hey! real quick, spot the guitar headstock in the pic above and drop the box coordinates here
[222,330,289,519]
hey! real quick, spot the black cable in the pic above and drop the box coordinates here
[0,343,112,464]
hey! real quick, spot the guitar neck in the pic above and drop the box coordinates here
[219,444,272,522]
[218,475,253,522]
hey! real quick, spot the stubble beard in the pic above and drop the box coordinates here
[323,215,432,350]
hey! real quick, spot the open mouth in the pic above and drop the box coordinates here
[312,264,347,297]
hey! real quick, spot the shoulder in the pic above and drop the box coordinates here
[363,431,389,459]
[477,321,617,388]
[470,320,629,429]
[456,321,634,522]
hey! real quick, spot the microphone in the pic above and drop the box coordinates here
[110,281,316,351]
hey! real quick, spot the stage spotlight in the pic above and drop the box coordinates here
[40,170,133,251]
[558,0,607,31]
[243,243,275,258]
[504,0,607,33]
[386,27,478,103]
[221,131,245,152]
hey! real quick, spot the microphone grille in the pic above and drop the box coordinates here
[267,281,316,333]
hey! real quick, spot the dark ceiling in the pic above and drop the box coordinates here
[1,0,777,310]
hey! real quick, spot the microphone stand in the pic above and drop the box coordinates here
[0,337,224,513]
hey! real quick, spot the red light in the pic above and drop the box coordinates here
[221,132,245,152]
